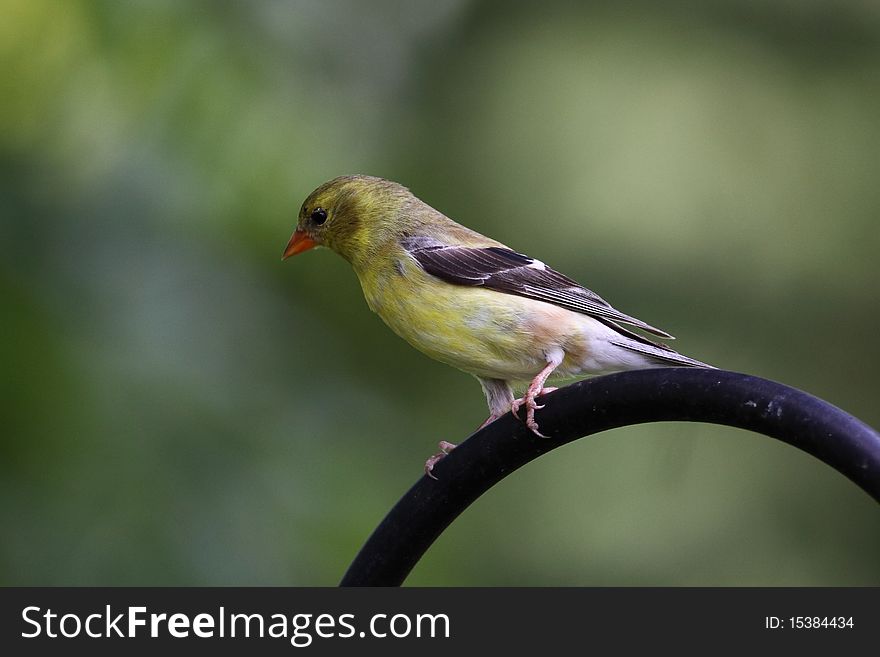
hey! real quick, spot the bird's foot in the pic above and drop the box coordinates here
[425,440,457,480]
[425,414,501,480]
[511,387,557,438]
[477,412,503,431]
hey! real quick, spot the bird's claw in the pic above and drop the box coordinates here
[526,420,549,439]
[424,440,457,480]
[511,387,556,438]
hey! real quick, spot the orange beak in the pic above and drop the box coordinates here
[282,229,317,259]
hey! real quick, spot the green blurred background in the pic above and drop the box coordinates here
[2,0,879,586]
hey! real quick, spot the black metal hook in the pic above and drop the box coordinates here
[340,368,880,586]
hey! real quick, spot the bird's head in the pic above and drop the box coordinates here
[282,175,414,268]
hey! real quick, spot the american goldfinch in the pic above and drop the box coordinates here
[283,175,711,475]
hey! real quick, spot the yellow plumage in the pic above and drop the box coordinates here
[283,175,710,474]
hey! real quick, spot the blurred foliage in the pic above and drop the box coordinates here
[2,0,879,585]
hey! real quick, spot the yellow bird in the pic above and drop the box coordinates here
[283,175,711,476]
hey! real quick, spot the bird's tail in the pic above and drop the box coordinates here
[600,318,715,369]
[609,337,714,368]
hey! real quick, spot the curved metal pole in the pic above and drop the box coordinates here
[339,369,880,586]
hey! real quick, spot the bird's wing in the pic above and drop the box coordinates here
[401,236,673,339]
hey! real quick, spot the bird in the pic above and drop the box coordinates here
[283,175,712,477]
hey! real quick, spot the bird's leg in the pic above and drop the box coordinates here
[424,412,502,479]
[477,411,504,431]
[479,377,516,421]
[511,353,563,438]
[424,441,457,480]
[425,408,508,479]
[425,378,513,480]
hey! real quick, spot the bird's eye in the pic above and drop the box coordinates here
[310,207,328,225]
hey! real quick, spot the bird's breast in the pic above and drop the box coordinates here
[355,259,591,381]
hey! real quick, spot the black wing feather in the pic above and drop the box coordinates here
[401,238,674,339]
